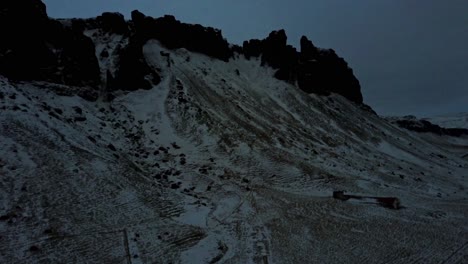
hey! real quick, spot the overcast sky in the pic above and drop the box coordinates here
[43,0,468,117]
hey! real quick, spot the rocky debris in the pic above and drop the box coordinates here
[87,136,96,143]
[29,245,40,252]
[73,106,83,115]
[333,191,401,209]
[107,144,117,151]
[74,116,87,122]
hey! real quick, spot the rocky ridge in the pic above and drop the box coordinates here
[0,0,364,104]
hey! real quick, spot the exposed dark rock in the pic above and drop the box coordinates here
[300,36,319,59]
[231,44,243,55]
[100,49,109,58]
[261,30,288,68]
[107,144,117,151]
[73,106,83,115]
[310,48,362,103]
[49,21,101,87]
[243,39,263,59]
[29,245,40,252]
[0,214,10,221]
[360,104,377,115]
[53,108,62,115]
[96,12,128,35]
[0,0,100,90]
[108,36,160,91]
[74,116,87,122]
[0,0,54,81]
[241,32,363,104]
[0,1,365,106]
[333,191,400,209]
[87,136,96,143]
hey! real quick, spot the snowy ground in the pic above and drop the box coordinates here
[0,36,467,263]
[424,112,468,129]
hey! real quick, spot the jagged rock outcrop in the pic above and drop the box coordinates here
[242,32,363,103]
[108,36,160,91]
[0,0,364,105]
[130,11,232,62]
[96,12,129,35]
[0,0,101,91]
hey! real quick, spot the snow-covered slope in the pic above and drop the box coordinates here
[424,112,468,129]
[1,38,467,263]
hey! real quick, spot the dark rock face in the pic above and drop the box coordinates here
[263,30,298,83]
[130,12,232,62]
[108,36,160,91]
[0,1,364,105]
[0,0,53,81]
[49,21,102,87]
[297,37,328,95]
[96,12,128,35]
[242,33,363,104]
[393,117,468,137]
[261,30,289,68]
[242,39,262,59]
[304,47,362,103]
[0,0,100,90]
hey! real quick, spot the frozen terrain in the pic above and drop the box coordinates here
[0,37,467,263]
[424,112,468,129]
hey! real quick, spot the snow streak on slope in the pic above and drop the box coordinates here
[0,37,467,263]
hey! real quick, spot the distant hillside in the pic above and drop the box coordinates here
[386,115,468,137]
[423,112,468,129]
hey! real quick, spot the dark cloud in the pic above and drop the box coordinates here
[43,0,468,117]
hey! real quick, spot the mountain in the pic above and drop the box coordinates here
[1,1,467,263]
[386,115,468,137]
[0,1,365,105]
[423,113,468,129]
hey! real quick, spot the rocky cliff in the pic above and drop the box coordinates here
[0,0,364,104]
